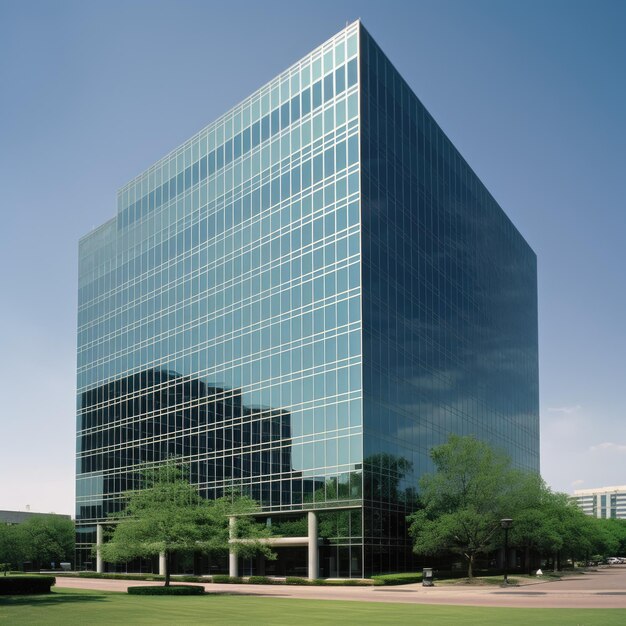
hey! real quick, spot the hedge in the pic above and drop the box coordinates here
[371,573,423,585]
[285,577,309,585]
[211,575,242,584]
[57,573,165,581]
[311,578,375,586]
[127,585,205,595]
[57,573,212,583]
[0,576,56,595]
[247,576,274,584]
[176,575,209,583]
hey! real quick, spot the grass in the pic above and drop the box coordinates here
[435,572,572,586]
[0,588,624,625]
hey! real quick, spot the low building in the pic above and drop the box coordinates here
[0,510,71,525]
[573,486,626,519]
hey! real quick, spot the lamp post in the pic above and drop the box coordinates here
[500,518,513,585]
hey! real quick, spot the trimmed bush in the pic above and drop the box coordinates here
[285,577,310,585]
[0,576,56,595]
[211,575,242,584]
[175,575,210,583]
[247,576,274,584]
[371,573,423,586]
[127,585,204,595]
[310,578,374,586]
[340,579,370,586]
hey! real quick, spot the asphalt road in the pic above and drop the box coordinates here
[54,566,626,609]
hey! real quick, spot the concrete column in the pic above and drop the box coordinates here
[228,516,238,577]
[307,511,318,580]
[159,552,167,576]
[96,524,104,573]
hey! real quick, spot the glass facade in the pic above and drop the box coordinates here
[359,28,539,574]
[76,22,539,577]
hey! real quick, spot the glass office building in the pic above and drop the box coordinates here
[76,21,539,576]
[573,486,626,520]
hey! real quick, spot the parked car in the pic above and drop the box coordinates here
[607,557,621,565]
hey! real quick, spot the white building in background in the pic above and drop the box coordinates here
[573,486,626,519]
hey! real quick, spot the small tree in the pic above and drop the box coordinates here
[407,435,520,578]
[99,464,274,585]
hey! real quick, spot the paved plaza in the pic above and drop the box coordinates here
[55,566,626,609]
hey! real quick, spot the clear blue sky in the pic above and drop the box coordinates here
[1,0,624,516]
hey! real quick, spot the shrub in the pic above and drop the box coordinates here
[247,576,273,584]
[211,575,242,584]
[371,573,423,586]
[313,578,373,586]
[0,576,56,595]
[127,585,204,595]
[285,577,309,585]
[174,575,207,583]
[56,573,166,581]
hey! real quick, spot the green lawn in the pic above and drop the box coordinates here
[0,588,624,625]
[435,573,564,586]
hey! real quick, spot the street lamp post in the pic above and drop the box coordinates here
[500,518,513,585]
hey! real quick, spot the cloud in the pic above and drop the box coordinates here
[547,405,581,414]
[589,442,626,454]
[571,479,585,486]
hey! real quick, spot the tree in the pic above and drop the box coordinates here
[407,434,521,578]
[544,495,608,569]
[0,516,74,570]
[0,524,25,569]
[506,473,564,573]
[19,516,75,568]
[511,488,617,571]
[603,519,626,556]
[99,463,274,585]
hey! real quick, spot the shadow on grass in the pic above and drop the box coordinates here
[0,591,109,607]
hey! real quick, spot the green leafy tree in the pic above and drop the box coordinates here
[0,524,25,569]
[407,435,520,578]
[515,490,614,570]
[506,473,565,572]
[99,464,274,585]
[560,510,619,560]
[19,516,75,568]
[602,519,626,556]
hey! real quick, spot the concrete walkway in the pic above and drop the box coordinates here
[54,566,626,609]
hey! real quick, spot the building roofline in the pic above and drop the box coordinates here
[573,485,626,496]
